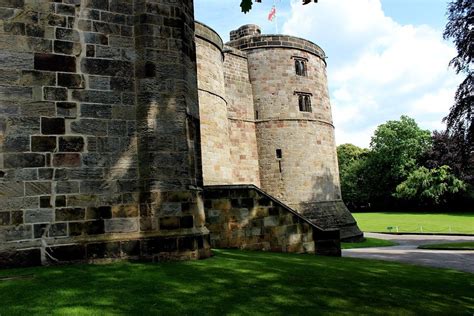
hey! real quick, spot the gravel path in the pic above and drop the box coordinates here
[343,233,474,273]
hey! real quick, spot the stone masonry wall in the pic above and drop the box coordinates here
[223,47,260,186]
[0,0,210,267]
[227,25,363,241]
[195,22,233,185]
[204,185,341,256]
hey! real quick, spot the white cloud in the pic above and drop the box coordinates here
[282,0,460,148]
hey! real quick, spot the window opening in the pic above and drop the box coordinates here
[276,149,282,159]
[295,59,307,76]
[297,94,312,112]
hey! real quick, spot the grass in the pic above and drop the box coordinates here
[341,237,397,249]
[352,212,474,234]
[418,242,474,250]
[0,249,473,315]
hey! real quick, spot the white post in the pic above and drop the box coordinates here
[274,0,278,33]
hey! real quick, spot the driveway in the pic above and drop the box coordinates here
[343,233,474,273]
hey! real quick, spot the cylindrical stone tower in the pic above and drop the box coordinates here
[227,25,362,241]
[195,22,233,185]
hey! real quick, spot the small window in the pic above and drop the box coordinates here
[297,94,312,112]
[295,59,307,76]
[255,110,259,120]
[276,149,282,159]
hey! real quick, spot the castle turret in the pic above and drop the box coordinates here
[227,25,362,241]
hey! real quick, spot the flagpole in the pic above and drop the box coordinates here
[274,0,278,33]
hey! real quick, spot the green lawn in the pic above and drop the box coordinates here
[0,249,473,315]
[353,212,474,234]
[419,242,474,250]
[342,237,397,249]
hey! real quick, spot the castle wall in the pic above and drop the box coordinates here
[195,22,233,185]
[204,185,341,256]
[233,43,341,206]
[226,26,363,241]
[223,47,260,186]
[0,0,210,267]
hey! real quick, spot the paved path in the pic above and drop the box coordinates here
[343,233,474,273]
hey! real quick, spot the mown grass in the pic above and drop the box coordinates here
[352,212,474,234]
[0,249,473,315]
[341,237,397,249]
[419,242,474,250]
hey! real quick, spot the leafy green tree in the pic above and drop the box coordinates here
[443,0,473,150]
[337,144,369,206]
[394,166,466,205]
[363,116,432,207]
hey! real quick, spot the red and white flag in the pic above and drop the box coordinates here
[268,6,276,21]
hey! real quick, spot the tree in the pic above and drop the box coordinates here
[240,0,317,13]
[394,166,466,205]
[443,0,473,150]
[422,130,473,184]
[337,144,370,207]
[363,116,432,207]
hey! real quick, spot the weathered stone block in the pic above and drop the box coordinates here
[112,204,138,218]
[25,181,52,196]
[59,136,84,152]
[53,40,79,55]
[44,87,67,101]
[104,218,138,233]
[0,51,33,69]
[58,73,84,88]
[48,244,86,262]
[80,58,132,77]
[20,70,56,86]
[3,153,45,168]
[70,119,107,136]
[31,136,56,152]
[87,241,121,259]
[55,195,66,207]
[159,216,180,230]
[0,248,41,268]
[41,117,65,134]
[55,28,79,41]
[57,102,77,118]
[56,207,85,221]
[53,153,81,167]
[86,206,112,220]
[0,212,10,225]
[56,181,80,194]
[24,209,54,224]
[34,53,76,73]
[40,196,52,208]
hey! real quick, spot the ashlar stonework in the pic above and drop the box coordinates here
[0,1,361,268]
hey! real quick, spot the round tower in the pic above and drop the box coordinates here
[227,25,362,240]
[195,22,233,185]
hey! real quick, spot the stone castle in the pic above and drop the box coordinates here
[0,0,361,267]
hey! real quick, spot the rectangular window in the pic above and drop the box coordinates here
[297,93,312,112]
[295,59,307,76]
[276,149,282,159]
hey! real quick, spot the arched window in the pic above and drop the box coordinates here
[294,58,307,76]
[297,93,312,112]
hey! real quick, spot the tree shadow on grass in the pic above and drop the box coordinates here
[0,250,473,315]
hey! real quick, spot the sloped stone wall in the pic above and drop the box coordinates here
[204,185,341,256]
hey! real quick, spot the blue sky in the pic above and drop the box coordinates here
[194,0,459,148]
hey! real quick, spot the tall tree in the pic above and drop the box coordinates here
[363,116,432,207]
[443,0,473,149]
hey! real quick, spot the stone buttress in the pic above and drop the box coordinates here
[0,0,210,268]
